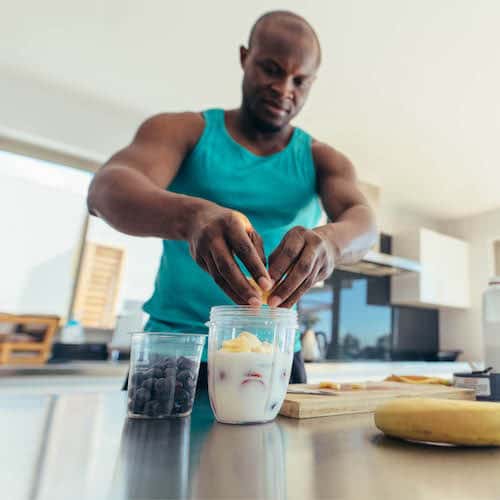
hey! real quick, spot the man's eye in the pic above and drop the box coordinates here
[262,64,279,76]
[294,77,305,87]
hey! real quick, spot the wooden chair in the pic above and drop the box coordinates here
[0,313,60,365]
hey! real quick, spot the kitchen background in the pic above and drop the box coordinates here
[1,0,499,391]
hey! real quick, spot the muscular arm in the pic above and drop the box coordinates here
[312,141,378,265]
[87,112,207,239]
[88,112,271,304]
[267,141,377,308]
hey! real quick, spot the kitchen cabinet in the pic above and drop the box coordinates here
[391,228,470,309]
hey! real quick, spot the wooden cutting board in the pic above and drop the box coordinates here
[279,381,475,419]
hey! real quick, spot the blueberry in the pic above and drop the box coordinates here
[189,378,197,390]
[174,381,183,398]
[177,369,195,385]
[177,356,195,371]
[155,378,172,399]
[152,366,164,378]
[135,387,151,405]
[141,378,155,391]
[161,357,176,368]
[144,400,160,417]
[183,379,196,395]
[159,395,176,414]
[127,390,137,405]
[161,391,175,414]
[130,396,145,414]
[173,396,192,415]
[174,386,190,407]
[164,366,176,379]
[130,372,145,387]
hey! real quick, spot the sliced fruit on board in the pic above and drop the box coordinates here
[385,374,451,386]
[319,381,365,390]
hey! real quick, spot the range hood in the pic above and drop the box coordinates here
[335,183,421,277]
[336,249,421,277]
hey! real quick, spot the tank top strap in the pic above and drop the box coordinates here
[201,108,224,133]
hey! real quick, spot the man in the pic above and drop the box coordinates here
[87,11,377,388]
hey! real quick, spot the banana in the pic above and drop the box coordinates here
[220,331,273,354]
[374,398,500,446]
[232,210,253,233]
[247,278,272,304]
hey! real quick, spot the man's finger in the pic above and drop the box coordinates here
[268,230,305,284]
[227,226,272,291]
[210,244,262,305]
[203,253,252,305]
[249,230,267,267]
[279,271,318,308]
[268,246,317,307]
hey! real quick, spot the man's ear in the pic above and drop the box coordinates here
[240,46,249,69]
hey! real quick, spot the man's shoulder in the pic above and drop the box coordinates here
[138,111,205,136]
[135,111,206,150]
[310,139,353,177]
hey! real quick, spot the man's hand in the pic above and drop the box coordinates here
[267,226,337,308]
[189,205,273,305]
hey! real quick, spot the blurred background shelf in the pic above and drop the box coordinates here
[0,313,60,365]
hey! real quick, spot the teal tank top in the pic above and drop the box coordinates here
[143,109,322,360]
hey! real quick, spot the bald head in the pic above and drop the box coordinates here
[248,10,321,67]
[239,11,320,133]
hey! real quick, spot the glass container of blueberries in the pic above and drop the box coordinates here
[127,332,206,419]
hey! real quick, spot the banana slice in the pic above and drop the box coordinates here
[232,210,253,233]
[247,278,272,304]
[220,331,272,353]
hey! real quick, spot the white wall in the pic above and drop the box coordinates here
[0,69,145,162]
[377,201,442,236]
[438,209,500,362]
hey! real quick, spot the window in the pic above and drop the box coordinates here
[336,277,392,360]
[297,284,334,342]
[298,270,439,361]
[0,149,161,330]
[0,150,91,316]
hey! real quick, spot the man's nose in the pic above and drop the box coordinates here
[270,77,294,99]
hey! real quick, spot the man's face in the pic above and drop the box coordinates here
[240,27,319,133]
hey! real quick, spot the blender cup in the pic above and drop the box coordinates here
[207,306,298,424]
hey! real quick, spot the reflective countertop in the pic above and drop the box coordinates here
[2,390,500,500]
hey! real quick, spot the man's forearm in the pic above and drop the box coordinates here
[87,165,212,240]
[314,204,378,265]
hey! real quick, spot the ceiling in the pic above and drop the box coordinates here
[1,0,499,220]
